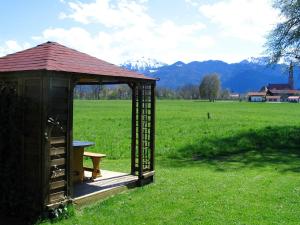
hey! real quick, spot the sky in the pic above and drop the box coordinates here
[0,0,281,65]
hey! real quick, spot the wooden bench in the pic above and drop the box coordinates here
[83,152,106,180]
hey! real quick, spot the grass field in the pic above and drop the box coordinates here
[40,100,300,225]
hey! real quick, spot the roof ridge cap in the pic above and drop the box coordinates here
[44,42,57,69]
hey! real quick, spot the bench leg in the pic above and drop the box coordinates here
[91,157,101,179]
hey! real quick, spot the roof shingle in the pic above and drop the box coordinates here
[0,42,154,80]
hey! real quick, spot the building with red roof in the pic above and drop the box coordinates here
[248,62,299,102]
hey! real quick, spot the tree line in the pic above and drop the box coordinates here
[74,73,241,101]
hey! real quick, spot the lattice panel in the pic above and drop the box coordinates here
[141,85,152,171]
[133,83,153,175]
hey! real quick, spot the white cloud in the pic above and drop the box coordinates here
[0,40,31,57]
[185,0,200,7]
[199,0,280,42]
[33,27,124,63]
[33,0,212,64]
[1,0,275,64]
[63,0,154,28]
[33,21,213,64]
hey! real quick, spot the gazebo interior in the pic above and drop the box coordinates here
[71,79,150,205]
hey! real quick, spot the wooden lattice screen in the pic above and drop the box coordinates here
[46,77,71,206]
[131,83,155,179]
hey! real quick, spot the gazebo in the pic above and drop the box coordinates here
[0,42,156,218]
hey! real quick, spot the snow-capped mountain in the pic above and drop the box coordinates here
[120,56,300,93]
[240,56,270,65]
[121,57,167,73]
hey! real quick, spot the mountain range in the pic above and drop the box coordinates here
[121,57,300,93]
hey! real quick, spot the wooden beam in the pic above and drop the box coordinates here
[150,83,156,171]
[50,169,65,179]
[50,137,65,144]
[49,191,65,204]
[51,158,65,167]
[131,84,137,175]
[50,180,66,190]
[67,78,75,199]
[127,83,134,89]
[50,147,65,156]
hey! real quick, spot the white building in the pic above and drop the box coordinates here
[287,96,300,103]
[247,92,266,102]
[266,96,281,102]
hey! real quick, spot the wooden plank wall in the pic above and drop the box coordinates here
[47,77,71,205]
[0,78,25,215]
[23,77,44,212]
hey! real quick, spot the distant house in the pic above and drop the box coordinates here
[247,92,265,102]
[267,89,300,102]
[266,96,281,102]
[288,96,300,103]
[229,93,240,100]
[249,62,300,103]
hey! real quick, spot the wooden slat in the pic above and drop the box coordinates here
[49,191,65,204]
[138,86,143,179]
[50,137,65,144]
[51,158,65,166]
[50,147,65,156]
[83,152,106,158]
[50,169,65,179]
[50,180,66,190]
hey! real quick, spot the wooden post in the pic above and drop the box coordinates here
[67,78,74,198]
[150,83,156,171]
[42,74,50,208]
[138,85,143,179]
[131,84,137,175]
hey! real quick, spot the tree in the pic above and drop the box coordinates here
[199,73,221,101]
[177,84,200,99]
[156,87,177,99]
[219,88,231,100]
[265,0,300,63]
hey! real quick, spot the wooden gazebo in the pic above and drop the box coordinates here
[0,42,156,219]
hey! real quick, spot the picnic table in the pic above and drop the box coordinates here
[72,141,106,183]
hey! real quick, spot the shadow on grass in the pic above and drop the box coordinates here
[165,126,300,172]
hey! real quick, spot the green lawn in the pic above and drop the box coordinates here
[40,100,300,225]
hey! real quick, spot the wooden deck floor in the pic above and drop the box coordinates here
[73,170,138,206]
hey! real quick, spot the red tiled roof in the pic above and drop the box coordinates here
[0,42,154,80]
[267,83,291,90]
[268,89,299,94]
